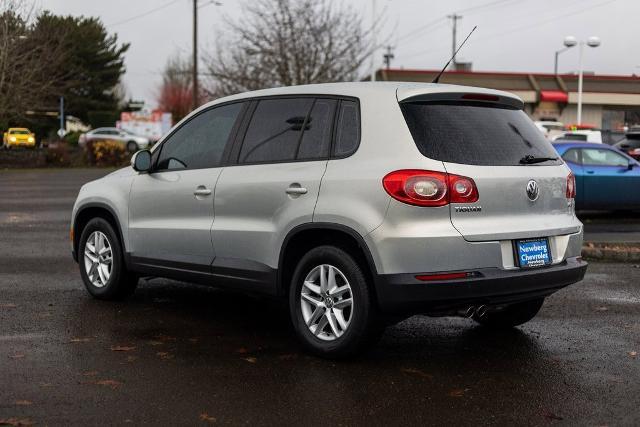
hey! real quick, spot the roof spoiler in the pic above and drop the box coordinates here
[399,92,524,110]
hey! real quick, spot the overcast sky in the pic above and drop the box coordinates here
[37,0,640,107]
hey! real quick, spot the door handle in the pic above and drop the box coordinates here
[586,170,595,174]
[194,186,212,197]
[285,185,308,195]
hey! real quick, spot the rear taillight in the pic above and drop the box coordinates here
[382,169,479,207]
[566,172,576,199]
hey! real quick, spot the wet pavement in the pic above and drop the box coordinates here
[1,169,639,426]
[580,211,640,243]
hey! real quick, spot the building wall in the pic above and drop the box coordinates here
[558,105,603,127]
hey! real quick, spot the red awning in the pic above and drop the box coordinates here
[539,90,568,103]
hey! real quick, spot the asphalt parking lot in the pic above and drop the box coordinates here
[1,169,639,426]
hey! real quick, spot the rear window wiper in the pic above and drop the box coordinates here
[519,154,558,164]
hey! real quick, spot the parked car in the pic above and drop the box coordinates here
[534,121,565,139]
[614,131,640,160]
[71,83,587,357]
[79,127,150,152]
[553,130,603,143]
[553,141,640,210]
[3,127,36,149]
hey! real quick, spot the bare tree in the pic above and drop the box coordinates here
[204,0,375,97]
[0,0,76,126]
[157,53,194,122]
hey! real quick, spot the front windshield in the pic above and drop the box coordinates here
[10,130,30,135]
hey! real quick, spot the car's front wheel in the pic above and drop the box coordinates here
[78,218,138,300]
[473,298,544,329]
[289,245,382,358]
[126,141,139,153]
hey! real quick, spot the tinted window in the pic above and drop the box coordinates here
[562,148,580,164]
[562,133,588,141]
[156,102,243,171]
[400,102,562,166]
[240,98,313,163]
[296,99,336,160]
[615,136,640,149]
[333,100,360,157]
[581,148,629,167]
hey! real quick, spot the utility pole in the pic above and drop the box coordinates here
[447,13,462,70]
[370,0,377,82]
[192,0,199,109]
[383,46,395,69]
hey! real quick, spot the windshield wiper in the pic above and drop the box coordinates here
[519,154,558,164]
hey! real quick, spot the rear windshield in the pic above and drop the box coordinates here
[400,102,562,166]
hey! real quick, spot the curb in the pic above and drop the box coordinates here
[582,242,640,262]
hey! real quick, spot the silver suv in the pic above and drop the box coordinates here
[71,82,587,357]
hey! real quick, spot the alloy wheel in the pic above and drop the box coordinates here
[300,264,354,341]
[83,231,113,288]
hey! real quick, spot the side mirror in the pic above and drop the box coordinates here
[628,162,635,171]
[131,150,152,172]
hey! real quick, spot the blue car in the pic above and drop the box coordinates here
[553,141,640,210]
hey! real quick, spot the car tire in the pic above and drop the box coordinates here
[78,218,138,300]
[289,245,382,358]
[126,141,138,153]
[473,298,544,329]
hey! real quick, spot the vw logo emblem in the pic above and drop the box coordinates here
[526,180,539,201]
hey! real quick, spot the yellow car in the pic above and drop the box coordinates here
[3,128,36,148]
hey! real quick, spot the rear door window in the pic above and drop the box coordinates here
[238,97,338,163]
[296,98,336,160]
[239,98,313,163]
[400,102,562,166]
[581,148,629,167]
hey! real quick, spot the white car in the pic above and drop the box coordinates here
[554,129,602,144]
[534,121,565,140]
[70,82,586,357]
[79,127,150,152]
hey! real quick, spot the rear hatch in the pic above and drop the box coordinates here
[399,90,580,242]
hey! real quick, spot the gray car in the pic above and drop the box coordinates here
[70,82,587,358]
[79,127,150,152]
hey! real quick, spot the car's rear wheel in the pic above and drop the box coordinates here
[79,218,137,300]
[473,298,544,329]
[126,141,138,153]
[289,245,382,358]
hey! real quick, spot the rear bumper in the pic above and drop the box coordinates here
[374,256,588,314]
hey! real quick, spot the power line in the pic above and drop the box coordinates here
[404,0,619,59]
[198,0,222,9]
[109,0,182,27]
[456,0,518,15]
[395,0,517,45]
[396,16,446,43]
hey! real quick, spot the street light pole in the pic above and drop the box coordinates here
[577,42,584,125]
[576,36,600,125]
[554,46,573,75]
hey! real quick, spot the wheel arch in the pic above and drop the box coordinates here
[73,203,126,265]
[277,223,379,301]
